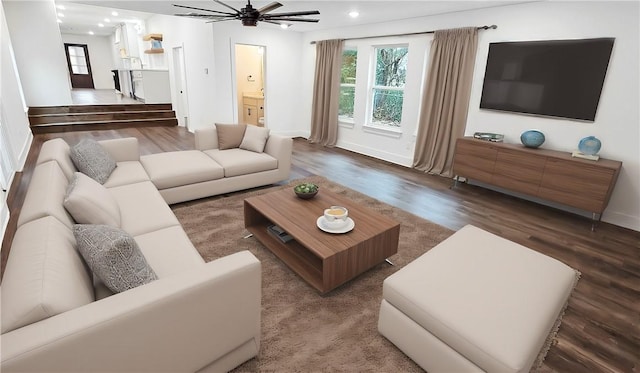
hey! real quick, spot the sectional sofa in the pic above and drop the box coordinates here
[0,126,293,372]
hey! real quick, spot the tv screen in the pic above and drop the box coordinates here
[479,38,614,121]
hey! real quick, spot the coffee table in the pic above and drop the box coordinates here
[244,187,400,294]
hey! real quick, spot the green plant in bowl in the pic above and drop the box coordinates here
[294,183,319,199]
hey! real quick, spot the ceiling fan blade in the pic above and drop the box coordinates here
[175,13,233,19]
[172,4,236,16]
[206,18,235,23]
[262,17,319,23]
[258,2,283,14]
[213,0,241,14]
[263,10,320,17]
[262,20,283,25]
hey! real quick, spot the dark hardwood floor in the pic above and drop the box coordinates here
[2,126,638,372]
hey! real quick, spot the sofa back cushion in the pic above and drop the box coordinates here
[36,138,77,181]
[64,172,121,227]
[17,161,75,229]
[1,216,94,333]
[215,123,247,150]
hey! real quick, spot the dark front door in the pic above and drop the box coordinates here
[64,43,94,89]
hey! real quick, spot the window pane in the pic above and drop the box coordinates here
[68,46,85,57]
[374,47,408,87]
[371,88,404,127]
[339,48,357,122]
[71,65,88,74]
[341,49,357,84]
[339,86,355,120]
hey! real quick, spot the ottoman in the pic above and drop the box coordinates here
[378,225,579,373]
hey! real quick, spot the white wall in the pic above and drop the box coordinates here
[61,34,116,89]
[2,0,72,106]
[211,22,304,136]
[145,14,216,131]
[301,1,639,231]
[0,2,32,242]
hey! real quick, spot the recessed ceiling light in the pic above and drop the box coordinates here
[280,23,290,29]
[349,11,359,18]
[57,12,64,17]
[98,23,104,27]
[56,5,65,10]
[88,31,94,35]
[57,19,62,23]
[104,18,111,23]
[111,11,118,16]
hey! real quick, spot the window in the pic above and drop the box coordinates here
[339,49,357,122]
[67,45,89,75]
[369,46,408,128]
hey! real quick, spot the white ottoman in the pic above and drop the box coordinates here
[378,225,579,373]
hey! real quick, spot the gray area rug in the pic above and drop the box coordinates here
[171,176,454,371]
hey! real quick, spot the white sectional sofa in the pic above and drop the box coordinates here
[0,127,293,372]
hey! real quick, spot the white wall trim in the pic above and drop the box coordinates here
[17,131,33,171]
[336,139,413,167]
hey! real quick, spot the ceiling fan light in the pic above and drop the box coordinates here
[280,23,290,29]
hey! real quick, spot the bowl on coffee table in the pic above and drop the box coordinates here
[294,182,319,199]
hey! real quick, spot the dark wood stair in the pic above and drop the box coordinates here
[28,104,178,133]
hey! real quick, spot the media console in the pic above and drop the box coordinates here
[452,137,622,229]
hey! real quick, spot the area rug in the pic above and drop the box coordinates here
[171,176,452,371]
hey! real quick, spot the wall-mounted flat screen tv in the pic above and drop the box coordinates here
[479,38,615,121]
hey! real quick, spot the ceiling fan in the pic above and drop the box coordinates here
[173,0,320,27]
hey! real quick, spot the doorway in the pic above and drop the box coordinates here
[172,46,190,129]
[64,43,94,89]
[234,44,265,127]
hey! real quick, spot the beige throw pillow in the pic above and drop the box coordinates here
[239,125,270,153]
[216,123,247,150]
[64,172,121,227]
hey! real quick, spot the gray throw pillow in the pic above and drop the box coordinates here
[73,224,158,293]
[69,139,117,184]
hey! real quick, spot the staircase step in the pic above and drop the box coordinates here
[28,103,172,115]
[29,110,176,125]
[30,118,178,134]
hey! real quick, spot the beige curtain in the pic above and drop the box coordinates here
[309,39,344,147]
[413,27,478,177]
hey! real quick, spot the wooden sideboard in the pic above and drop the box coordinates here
[452,137,622,225]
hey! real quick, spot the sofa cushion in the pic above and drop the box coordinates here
[1,216,94,333]
[134,226,205,278]
[204,149,278,178]
[74,224,158,293]
[36,138,77,181]
[108,181,180,236]
[140,150,224,190]
[102,161,150,188]
[216,123,247,150]
[17,160,75,229]
[69,139,117,184]
[239,125,270,153]
[64,172,121,227]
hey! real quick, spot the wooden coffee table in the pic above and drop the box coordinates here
[244,187,400,294]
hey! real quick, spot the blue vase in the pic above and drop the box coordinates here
[578,136,601,155]
[520,130,545,148]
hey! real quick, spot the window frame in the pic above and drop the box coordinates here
[338,47,358,125]
[365,44,409,133]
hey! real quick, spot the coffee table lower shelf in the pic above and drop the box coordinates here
[246,225,325,291]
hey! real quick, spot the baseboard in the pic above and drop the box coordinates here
[601,211,639,232]
[17,131,33,171]
[335,140,413,167]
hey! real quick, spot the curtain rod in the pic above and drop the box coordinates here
[309,24,497,45]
